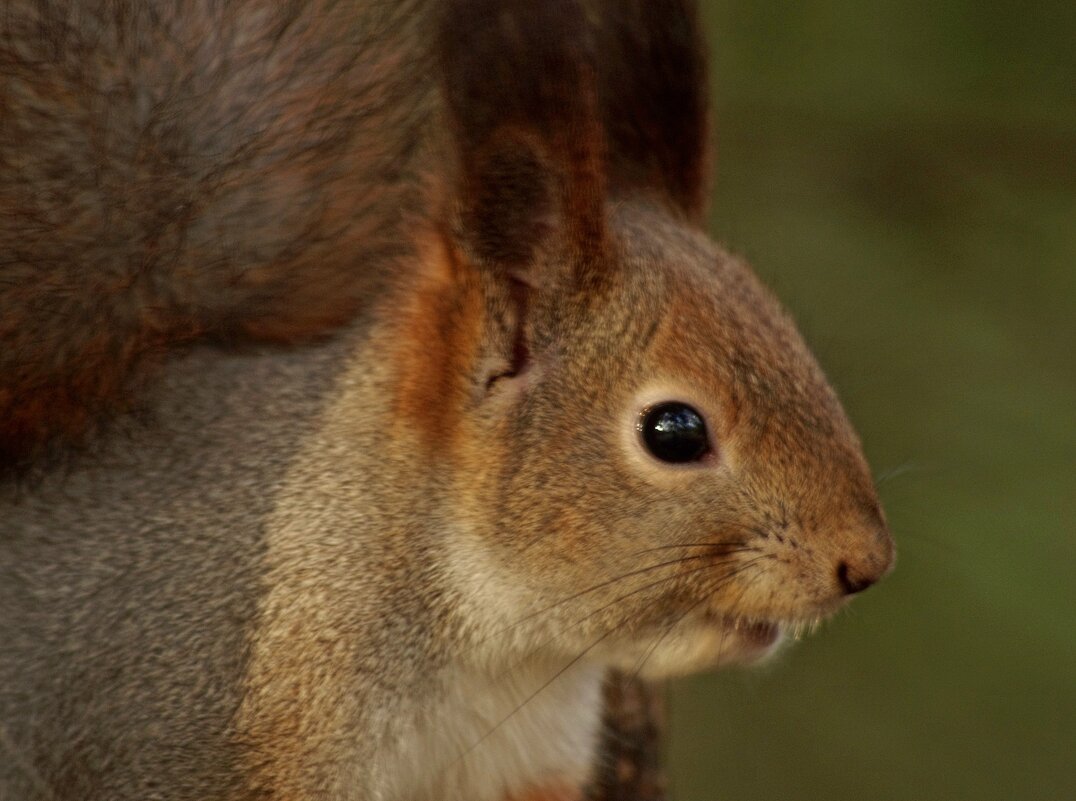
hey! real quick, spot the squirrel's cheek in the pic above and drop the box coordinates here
[385,236,485,457]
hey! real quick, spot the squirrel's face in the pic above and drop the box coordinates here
[419,1,893,676]
[431,202,894,677]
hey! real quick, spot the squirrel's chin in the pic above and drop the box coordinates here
[597,616,790,679]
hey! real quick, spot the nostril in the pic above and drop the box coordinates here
[836,560,876,595]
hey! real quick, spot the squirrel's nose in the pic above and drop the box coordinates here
[835,528,894,595]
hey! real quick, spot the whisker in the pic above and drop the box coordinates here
[563,557,769,649]
[701,559,767,611]
[475,556,745,665]
[451,520,753,649]
[485,557,769,688]
[446,558,776,785]
[446,604,644,779]
[626,593,711,683]
[633,543,761,554]
[875,460,929,485]
[709,570,766,666]
[474,552,727,645]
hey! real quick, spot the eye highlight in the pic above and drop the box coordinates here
[639,402,711,464]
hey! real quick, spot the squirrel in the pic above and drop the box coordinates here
[0,1,895,800]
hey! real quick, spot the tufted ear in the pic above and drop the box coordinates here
[592,0,710,220]
[439,0,608,280]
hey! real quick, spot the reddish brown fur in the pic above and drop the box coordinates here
[440,0,610,267]
[591,0,711,219]
[389,232,485,453]
[0,0,708,472]
[1,0,429,471]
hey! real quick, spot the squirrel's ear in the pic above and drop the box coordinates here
[594,0,710,220]
[439,0,607,278]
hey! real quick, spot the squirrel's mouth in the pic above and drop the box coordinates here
[711,611,838,661]
[723,616,782,649]
[700,609,831,666]
[603,613,787,677]
[599,610,828,678]
[701,613,785,663]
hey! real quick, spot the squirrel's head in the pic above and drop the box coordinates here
[387,0,893,676]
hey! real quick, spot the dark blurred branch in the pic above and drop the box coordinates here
[588,672,668,801]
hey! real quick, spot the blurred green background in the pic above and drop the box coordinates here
[668,2,1076,799]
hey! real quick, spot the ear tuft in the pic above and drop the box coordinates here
[464,137,553,268]
[594,0,710,218]
[439,0,607,265]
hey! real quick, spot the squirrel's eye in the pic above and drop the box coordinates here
[640,402,711,463]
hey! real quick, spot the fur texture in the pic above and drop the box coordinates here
[0,0,430,469]
[1,1,894,800]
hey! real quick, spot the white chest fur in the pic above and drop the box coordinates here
[370,659,605,801]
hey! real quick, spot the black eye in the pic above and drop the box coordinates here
[640,402,711,463]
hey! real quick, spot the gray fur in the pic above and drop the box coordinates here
[1,334,358,800]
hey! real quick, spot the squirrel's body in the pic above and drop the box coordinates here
[1,1,894,799]
[1,329,602,800]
